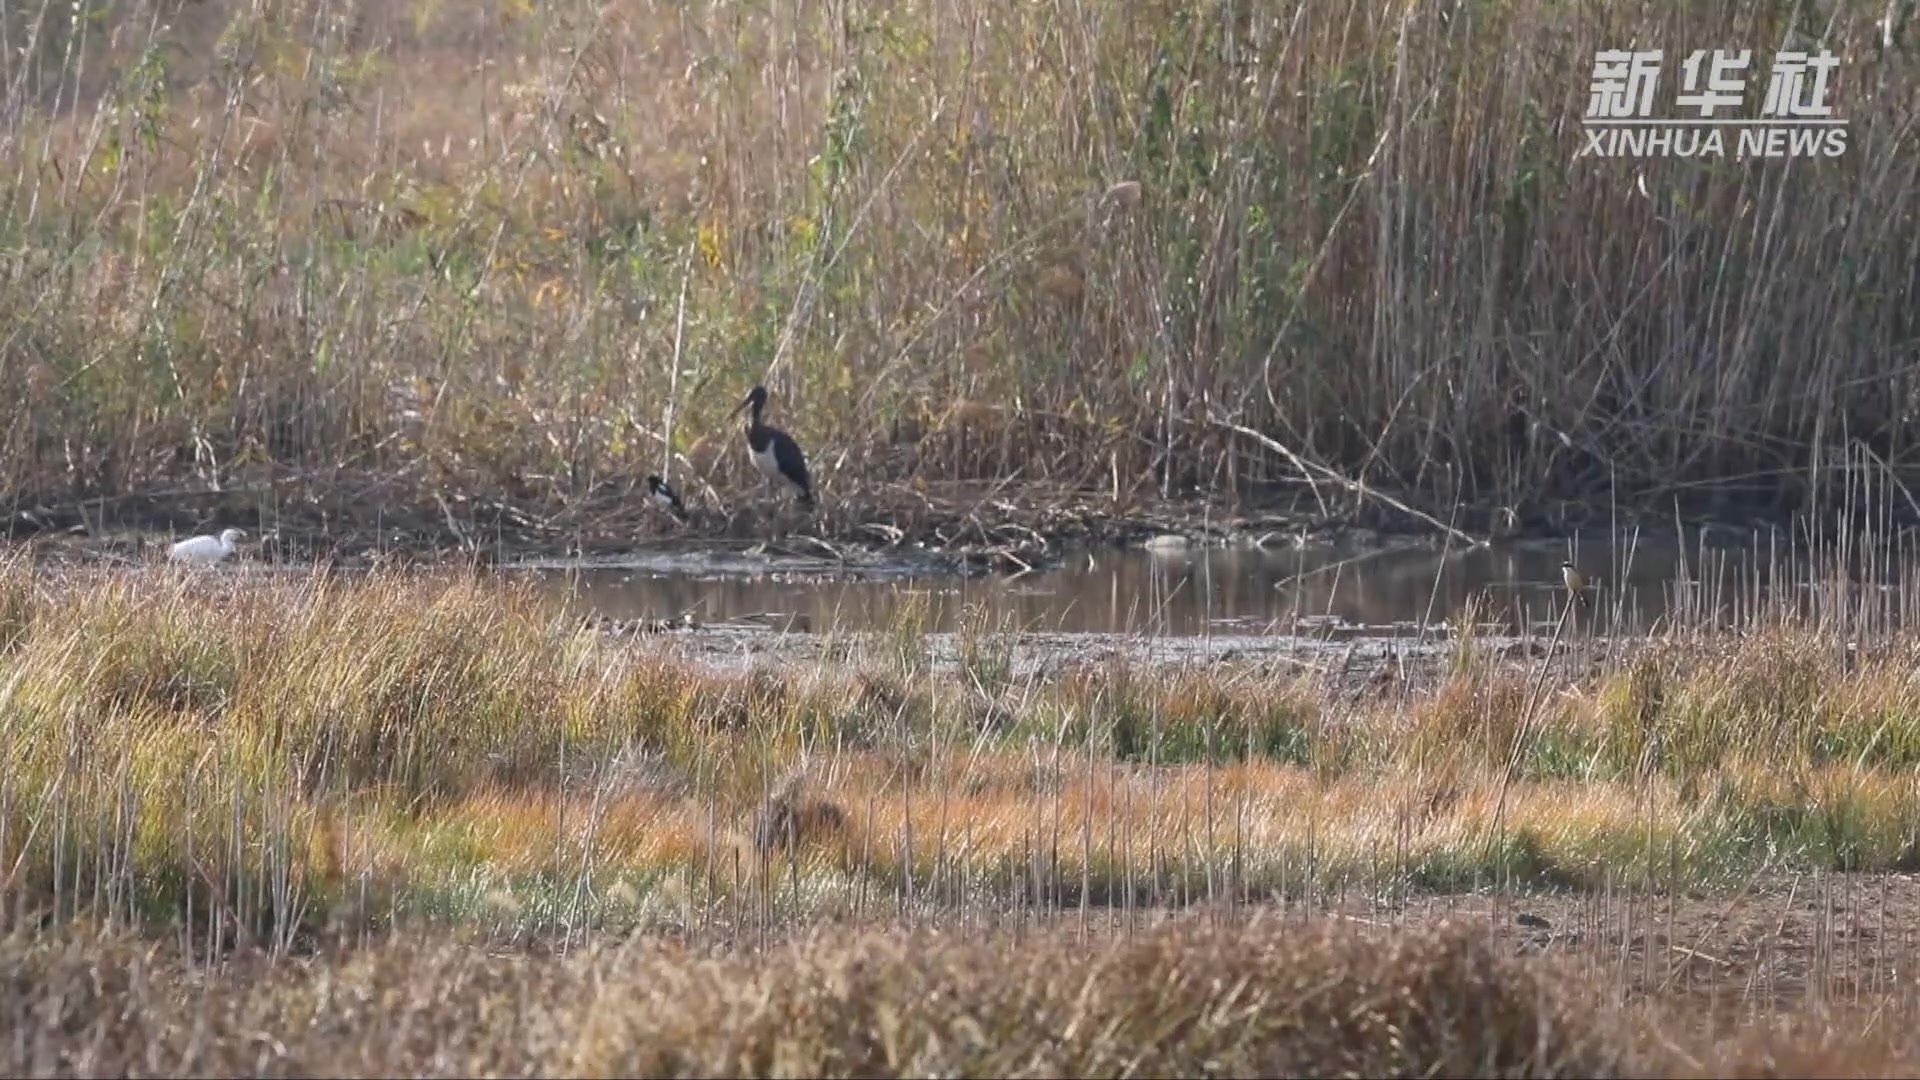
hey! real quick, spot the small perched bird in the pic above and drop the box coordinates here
[646,474,687,521]
[1560,559,1590,610]
[169,528,247,566]
[728,384,814,509]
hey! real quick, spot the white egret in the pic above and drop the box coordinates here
[169,528,247,565]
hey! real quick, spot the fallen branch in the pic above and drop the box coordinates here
[990,545,1035,577]
[1207,413,1485,549]
[1669,944,1732,968]
[433,491,473,551]
[792,534,849,564]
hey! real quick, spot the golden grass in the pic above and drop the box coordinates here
[1,556,1920,943]
[3,552,1920,1070]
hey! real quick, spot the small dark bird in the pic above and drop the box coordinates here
[728,384,813,509]
[1560,560,1590,610]
[646,474,686,520]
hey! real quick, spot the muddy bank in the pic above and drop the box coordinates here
[587,617,1616,698]
[4,469,1780,570]
[0,484,1321,571]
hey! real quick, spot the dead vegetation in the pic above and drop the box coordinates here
[750,775,849,856]
[0,917,1663,1078]
[0,535,1918,1070]
[3,1,1917,553]
[11,908,1920,1077]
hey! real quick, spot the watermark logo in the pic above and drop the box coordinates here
[1581,48,1847,159]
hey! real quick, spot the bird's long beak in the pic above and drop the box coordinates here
[727,396,751,419]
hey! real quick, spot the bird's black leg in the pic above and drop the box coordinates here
[764,477,781,546]
[747,476,778,555]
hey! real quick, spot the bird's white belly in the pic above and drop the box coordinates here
[169,538,229,564]
[750,445,782,482]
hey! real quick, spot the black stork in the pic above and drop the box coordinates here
[646,474,687,521]
[728,385,814,509]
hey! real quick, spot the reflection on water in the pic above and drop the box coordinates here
[524,537,1805,637]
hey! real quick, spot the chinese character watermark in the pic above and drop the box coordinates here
[1586,49,1664,119]
[1579,46,1847,160]
[1762,50,1842,117]
[1676,49,1749,118]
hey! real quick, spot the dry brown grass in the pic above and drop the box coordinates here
[0,916,1649,1077]
[4,538,1920,1069]
[11,910,1920,1077]
[2,1,1916,541]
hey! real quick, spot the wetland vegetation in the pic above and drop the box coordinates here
[2,0,1918,555]
[7,531,1920,1074]
[5,0,1920,1075]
